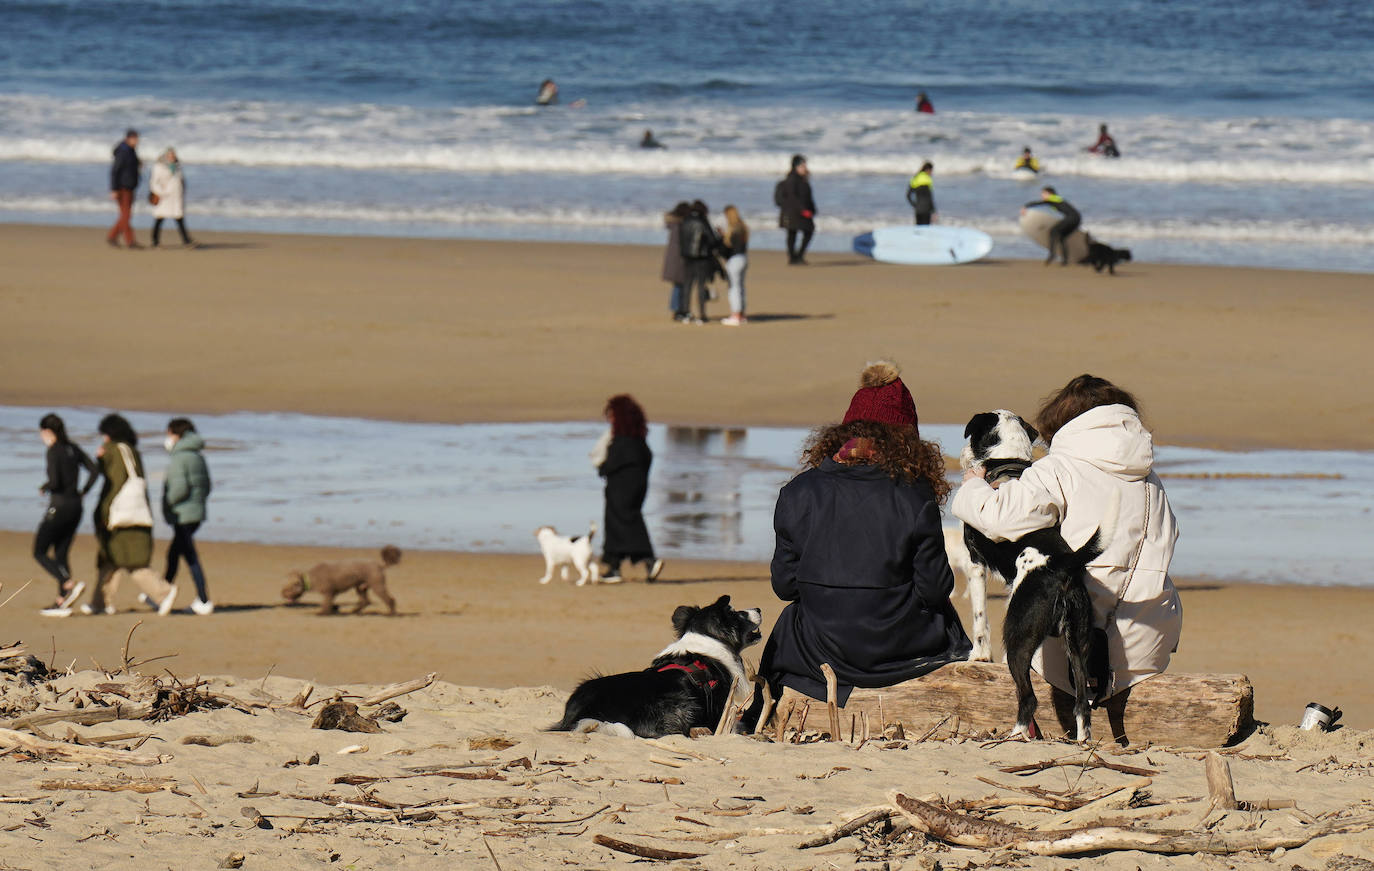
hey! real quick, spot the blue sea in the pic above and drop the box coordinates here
[3,0,1374,270]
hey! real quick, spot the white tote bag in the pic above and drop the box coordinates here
[107,442,154,529]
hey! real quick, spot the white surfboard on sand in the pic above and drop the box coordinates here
[852,225,994,265]
[1019,203,1089,263]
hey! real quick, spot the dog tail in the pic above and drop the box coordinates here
[588,520,597,541]
[380,545,402,566]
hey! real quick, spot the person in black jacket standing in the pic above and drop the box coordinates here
[107,129,142,249]
[775,154,816,265]
[754,360,971,706]
[35,414,100,616]
[677,201,722,324]
[597,395,664,583]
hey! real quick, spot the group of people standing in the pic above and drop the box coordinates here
[106,129,195,250]
[33,413,214,618]
[660,201,750,325]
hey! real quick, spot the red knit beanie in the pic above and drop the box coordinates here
[842,360,918,428]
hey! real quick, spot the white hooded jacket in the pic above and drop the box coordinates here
[951,404,1182,695]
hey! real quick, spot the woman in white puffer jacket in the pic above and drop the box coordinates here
[951,374,1183,699]
[149,148,194,247]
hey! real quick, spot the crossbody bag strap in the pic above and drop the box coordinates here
[1104,482,1151,627]
[117,442,139,481]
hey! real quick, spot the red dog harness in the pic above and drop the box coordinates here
[656,659,718,689]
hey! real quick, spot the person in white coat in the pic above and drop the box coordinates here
[149,148,194,247]
[951,374,1182,700]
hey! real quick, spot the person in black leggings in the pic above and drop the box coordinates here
[35,413,99,616]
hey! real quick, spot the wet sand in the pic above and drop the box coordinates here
[2,223,1372,451]
[2,533,1370,730]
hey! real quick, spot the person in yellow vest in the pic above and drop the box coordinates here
[1014,147,1041,174]
[906,162,936,225]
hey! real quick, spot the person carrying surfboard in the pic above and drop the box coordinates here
[1023,186,1081,266]
[906,162,936,226]
[1014,147,1040,174]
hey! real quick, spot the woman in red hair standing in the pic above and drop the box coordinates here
[597,395,664,583]
[756,361,971,707]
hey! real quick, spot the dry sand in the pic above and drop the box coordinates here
[3,223,1373,868]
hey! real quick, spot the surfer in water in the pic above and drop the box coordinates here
[1014,147,1040,174]
[1023,186,1081,266]
[906,162,936,225]
[1086,124,1120,158]
[915,91,934,114]
[640,129,665,149]
[536,78,559,106]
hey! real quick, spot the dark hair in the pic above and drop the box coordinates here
[98,413,138,446]
[40,413,70,444]
[690,199,708,215]
[125,128,139,139]
[800,420,951,503]
[1022,146,1032,153]
[791,153,806,168]
[167,417,196,437]
[672,201,691,218]
[1042,185,1057,195]
[920,161,933,173]
[1035,374,1140,444]
[605,394,648,439]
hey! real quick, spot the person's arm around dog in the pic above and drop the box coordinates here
[952,463,1064,542]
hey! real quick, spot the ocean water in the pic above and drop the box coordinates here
[3,407,1371,587]
[3,0,1373,271]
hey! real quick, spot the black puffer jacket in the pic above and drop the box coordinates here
[759,459,971,703]
[775,171,816,230]
[111,142,140,191]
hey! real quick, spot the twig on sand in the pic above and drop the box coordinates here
[0,580,34,611]
[821,664,840,741]
[359,673,437,707]
[592,833,704,860]
[119,621,143,675]
[797,806,896,849]
[482,836,503,871]
[38,777,173,794]
[643,738,724,763]
[889,791,1374,856]
[1000,756,1158,778]
[515,804,611,825]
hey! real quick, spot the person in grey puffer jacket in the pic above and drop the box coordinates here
[162,417,214,614]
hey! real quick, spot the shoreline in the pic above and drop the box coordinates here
[3,223,1373,452]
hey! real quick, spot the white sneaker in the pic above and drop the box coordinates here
[157,586,178,616]
[57,581,86,608]
[720,315,743,326]
[40,606,72,618]
[190,598,215,616]
[79,603,117,616]
[646,559,665,582]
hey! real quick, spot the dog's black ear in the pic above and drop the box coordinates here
[712,594,732,609]
[1020,418,1040,444]
[671,605,697,635]
[964,412,998,440]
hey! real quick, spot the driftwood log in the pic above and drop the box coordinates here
[780,663,1252,747]
[0,728,168,766]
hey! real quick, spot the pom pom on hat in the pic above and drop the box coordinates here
[843,360,918,428]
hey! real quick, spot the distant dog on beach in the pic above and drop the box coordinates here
[1081,236,1132,274]
[281,545,400,616]
[959,411,1116,741]
[548,595,762,738]
[535,522,603,586]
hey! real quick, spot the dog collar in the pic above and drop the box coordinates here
[983,457,1032,485]
[657,659,718,689]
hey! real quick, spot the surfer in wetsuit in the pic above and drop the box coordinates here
[1087,124,1120,158]
[536,78,559,106]
[640,129,665,149]
[915,91,934,114]
[906,162,936,226]
[1024,186,1080,266]
[1014,147,1040,173]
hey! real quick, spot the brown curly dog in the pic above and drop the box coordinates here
[281,545,400,615]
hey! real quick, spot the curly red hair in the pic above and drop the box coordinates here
[800,420,951,503]
[605,394,648,439]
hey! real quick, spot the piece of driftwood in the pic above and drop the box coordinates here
[1204,752,1238,810]
[592,834,704,860]
[890,792,1374,856]
[797,806,896,849]
[752,682,774,735]
[797,663,1253,747]
[358,673,436,707]
[820,664,841,741]
[0,728,167,766]
[6,703,154,733]
[714,677,742,737]
[311,700,382,734]
[38,777,173,794]
[181,734,258,747]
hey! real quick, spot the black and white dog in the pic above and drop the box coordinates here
[958,410,1117,741]
[1081,236,1132,274]
[548,595,762,738]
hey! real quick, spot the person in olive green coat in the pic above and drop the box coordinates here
[82,414,177,616]
[162,417,214,615]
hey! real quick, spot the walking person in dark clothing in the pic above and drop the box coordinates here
[906,161,936,225]
[753,360,971,707]
[678,201,722,324]
[775,154,816,265]
[1025,186,1081,265]
[162,418,214,615]
[35,414,100,617]
[107,129,142,248]
[597,395,663,583]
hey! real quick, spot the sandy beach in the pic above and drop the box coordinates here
[3,223,1373,868]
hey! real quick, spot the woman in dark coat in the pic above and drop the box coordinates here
[35,413,99,616]
[597,395,663,583]
[758,361,971,705]
[661,202,690,321]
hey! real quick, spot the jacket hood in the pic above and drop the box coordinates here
[172,432,205,453]
[1049,404,1153,481]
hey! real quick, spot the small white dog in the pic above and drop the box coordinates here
[535,522,605,586]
